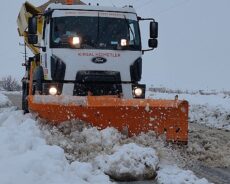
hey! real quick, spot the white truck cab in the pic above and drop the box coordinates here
[27,2,158,99]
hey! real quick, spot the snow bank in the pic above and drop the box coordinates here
[94,143,159,181]
[147,91,230,130]
[1,90,218,183]
[0,92,12,107]
[41,123,123,162]
[157,165,212,184]
[83,127,122,148]
[190,104,230,130]
[0,106,214,183]
[147,91,230,109]
[0,108,111,184]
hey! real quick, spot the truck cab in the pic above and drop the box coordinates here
[27,2,158,99]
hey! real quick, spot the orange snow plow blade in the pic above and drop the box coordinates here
[28,95,188,143]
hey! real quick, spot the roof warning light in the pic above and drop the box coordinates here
[65,0,74,5]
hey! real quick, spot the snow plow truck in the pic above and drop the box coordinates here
[17,0,189,143]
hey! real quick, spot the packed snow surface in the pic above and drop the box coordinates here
[157,165,211,184]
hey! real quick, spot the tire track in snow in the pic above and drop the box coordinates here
[192,164,230,184]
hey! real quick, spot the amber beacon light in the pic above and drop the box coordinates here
[65,0,74,5]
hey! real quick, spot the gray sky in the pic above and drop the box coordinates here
[0,0,229,90]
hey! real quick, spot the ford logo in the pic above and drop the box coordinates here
[92,57,107,64]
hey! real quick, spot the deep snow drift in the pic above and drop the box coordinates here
[0,104,111,183]
[0,91,221,183]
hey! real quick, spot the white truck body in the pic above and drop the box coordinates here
[40,3,142,98]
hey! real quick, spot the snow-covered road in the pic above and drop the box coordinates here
[2,91,230,183]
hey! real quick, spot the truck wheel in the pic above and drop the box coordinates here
[22,82,29,114]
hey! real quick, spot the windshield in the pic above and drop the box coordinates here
[50,16,141,51]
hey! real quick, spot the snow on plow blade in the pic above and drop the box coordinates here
[28,95,188,143]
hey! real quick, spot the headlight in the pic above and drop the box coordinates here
[49,87,58,95]
[134,87,143,97]
[121,39,128,47]
[132,84,146,99]
[72,36,80,45]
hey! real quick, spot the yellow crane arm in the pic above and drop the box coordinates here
[17,1,43,55]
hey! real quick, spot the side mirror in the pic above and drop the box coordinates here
[28,34,38,44]
[28,17,38,44]
[148,39,158,48]
[150,21,158,38]
[28,17,37,35]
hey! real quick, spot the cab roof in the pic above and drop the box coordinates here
[46,3,137,14]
